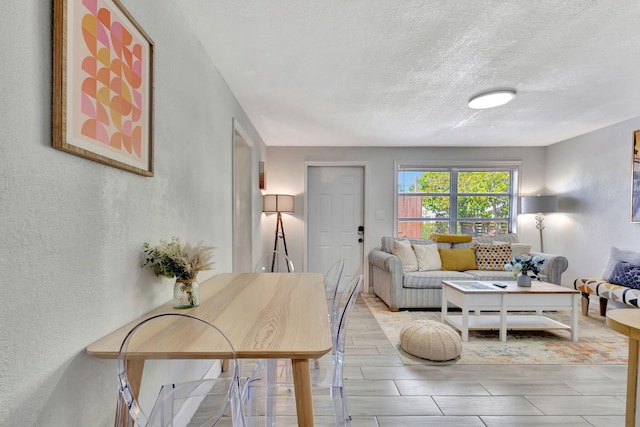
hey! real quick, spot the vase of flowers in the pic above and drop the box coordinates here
[141,237,215,308]
[173,278,200,309]
[504,255,546,287]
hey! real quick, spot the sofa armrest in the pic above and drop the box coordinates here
[368,249,404,310]
[368,249,401,271]
[530,251,569,286]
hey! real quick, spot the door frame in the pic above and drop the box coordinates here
[304,161,370,291]
[232,118,258,272]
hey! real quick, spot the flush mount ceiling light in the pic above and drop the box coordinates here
[468,89,517,109]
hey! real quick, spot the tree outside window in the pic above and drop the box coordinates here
[397,168,515,239]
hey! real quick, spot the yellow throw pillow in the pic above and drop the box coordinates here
[438,247,477,271]
[475,243,511,271]
[429,233,473,243]
[391,239,418,272]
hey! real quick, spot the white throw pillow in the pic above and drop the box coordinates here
[413,244,442,271]
[392,239,419,272]
[602,246,640,279]
[510,243,531,258]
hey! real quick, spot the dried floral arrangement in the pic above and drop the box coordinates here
[141,237,215,280]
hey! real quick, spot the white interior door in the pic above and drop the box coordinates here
[307,166,364,282]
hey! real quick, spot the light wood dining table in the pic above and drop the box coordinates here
[86,272,332,427]
[607,309,640,427]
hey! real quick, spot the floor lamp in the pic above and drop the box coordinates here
[262,194,294,272]
[520,195,557,253]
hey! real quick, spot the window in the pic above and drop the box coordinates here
[397,166,518,239]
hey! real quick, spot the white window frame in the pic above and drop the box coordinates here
[394,161,520,237]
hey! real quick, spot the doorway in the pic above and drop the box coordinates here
[233,128,253,272]
[307,166,365,283]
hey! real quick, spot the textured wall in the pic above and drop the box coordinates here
[0,0,264,425]
[545,117,640,284]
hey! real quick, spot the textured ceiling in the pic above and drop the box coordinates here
[175,1,640,147]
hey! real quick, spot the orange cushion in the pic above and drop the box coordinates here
[429,233,473,243]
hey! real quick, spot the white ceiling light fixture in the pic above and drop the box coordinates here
[468,89,517,109]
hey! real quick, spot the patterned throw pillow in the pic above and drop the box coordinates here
[475,243,511,271]
[609,261,640,290]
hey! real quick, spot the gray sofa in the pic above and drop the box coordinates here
[368,233,569,311]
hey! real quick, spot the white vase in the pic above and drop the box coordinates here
[516,273,532,287]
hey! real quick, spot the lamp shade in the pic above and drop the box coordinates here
[520,195,557,214]
[262,194,294,213]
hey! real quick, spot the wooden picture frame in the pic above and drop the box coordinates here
[632,130,640,222]
[53,0,154,176]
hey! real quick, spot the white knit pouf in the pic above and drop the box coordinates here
[399,319,462,361]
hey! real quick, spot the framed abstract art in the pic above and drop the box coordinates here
[633,130,640,223]
[53,0,154,176]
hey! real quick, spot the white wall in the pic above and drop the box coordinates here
[264,146,548,287]
[545,116,640,284]
[0,1,265,425]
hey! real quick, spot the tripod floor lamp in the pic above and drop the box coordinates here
[520,194,557,252]
[262,194,295,272]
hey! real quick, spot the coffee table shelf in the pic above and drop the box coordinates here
[444,314,571,331]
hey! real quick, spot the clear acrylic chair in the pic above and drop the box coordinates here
[324,259,346,314]
[313,259,347,368]
[253,251,295,273]
[244,275,363,426]
[116,313,245,427]
[323,274,362,424]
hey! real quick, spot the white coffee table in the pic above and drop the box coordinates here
[441,280,580,342]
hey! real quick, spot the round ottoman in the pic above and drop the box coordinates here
[399,319,462,361]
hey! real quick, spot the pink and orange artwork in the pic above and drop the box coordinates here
[53,0,153,176]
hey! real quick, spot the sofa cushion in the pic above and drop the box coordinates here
[508,243,531,258]
[438,247,477,271]
[404,271,474,289]
[430,233,472,243]
[392,239,418,272]
[602,246,640,279]
[474,233,519,245]
[413,244,442,271]
[475,243,511,271]
[609,261,640,290]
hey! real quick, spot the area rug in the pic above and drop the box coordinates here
[361,293,629,365]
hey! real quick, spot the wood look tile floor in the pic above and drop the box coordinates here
[245,295,629,426]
